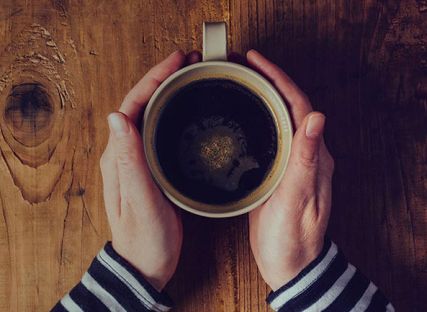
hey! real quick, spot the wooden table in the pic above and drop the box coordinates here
[0,0,425,311]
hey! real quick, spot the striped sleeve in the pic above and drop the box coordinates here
[267,239,394,312]
[51,242,173,312]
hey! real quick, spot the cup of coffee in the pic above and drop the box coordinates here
[142,22,293,218]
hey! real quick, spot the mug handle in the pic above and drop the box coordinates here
[203,22,227,61]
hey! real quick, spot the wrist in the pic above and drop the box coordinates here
[267,239,325,291]
[91,242,175,310]
[111,240,170,292]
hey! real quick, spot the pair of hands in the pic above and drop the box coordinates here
[100,50,334,292]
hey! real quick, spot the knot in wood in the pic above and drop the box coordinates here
[5,83,54,146]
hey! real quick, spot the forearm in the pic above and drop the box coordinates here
[51,242,173,312]
[267,239,394,311]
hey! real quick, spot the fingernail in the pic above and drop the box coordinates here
[306,113,325,139]
[248,49,258,55]
[246,49,257,58]
[108,113,129,136]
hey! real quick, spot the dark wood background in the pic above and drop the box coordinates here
[0,0,425,311]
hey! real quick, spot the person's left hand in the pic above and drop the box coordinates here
[246,50,334,291]
[100,50,201,292]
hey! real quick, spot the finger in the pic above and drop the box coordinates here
[107,112,164,215]
[99,133,121,223]
[246,49,312,128]
[185,50,202,65]
[119,50,186,123]
[276,112,325,211]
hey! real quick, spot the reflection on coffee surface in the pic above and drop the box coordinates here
[155,79,277,205]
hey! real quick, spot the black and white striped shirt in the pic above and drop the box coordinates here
[52,240,393,311]
[51,242,172,312]
[266,240,394,311]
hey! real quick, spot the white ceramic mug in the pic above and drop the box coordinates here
[143,22,293,218]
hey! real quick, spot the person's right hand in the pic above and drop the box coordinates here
[100,50,201,292]
[247,50,335,291]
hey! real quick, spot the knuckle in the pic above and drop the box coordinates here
[299,152,318,168]
[116,149,138,168]
[325,153,335,173]
[99,146,116,171]
[320,155,335,180]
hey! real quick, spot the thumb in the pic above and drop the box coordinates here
[107,112,162,212]
[277,112,325,199]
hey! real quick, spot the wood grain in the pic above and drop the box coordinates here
[0,0,425,311]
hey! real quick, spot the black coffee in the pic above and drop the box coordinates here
[155,79,277,205]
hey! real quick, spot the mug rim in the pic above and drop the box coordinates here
[143,61,293,218]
